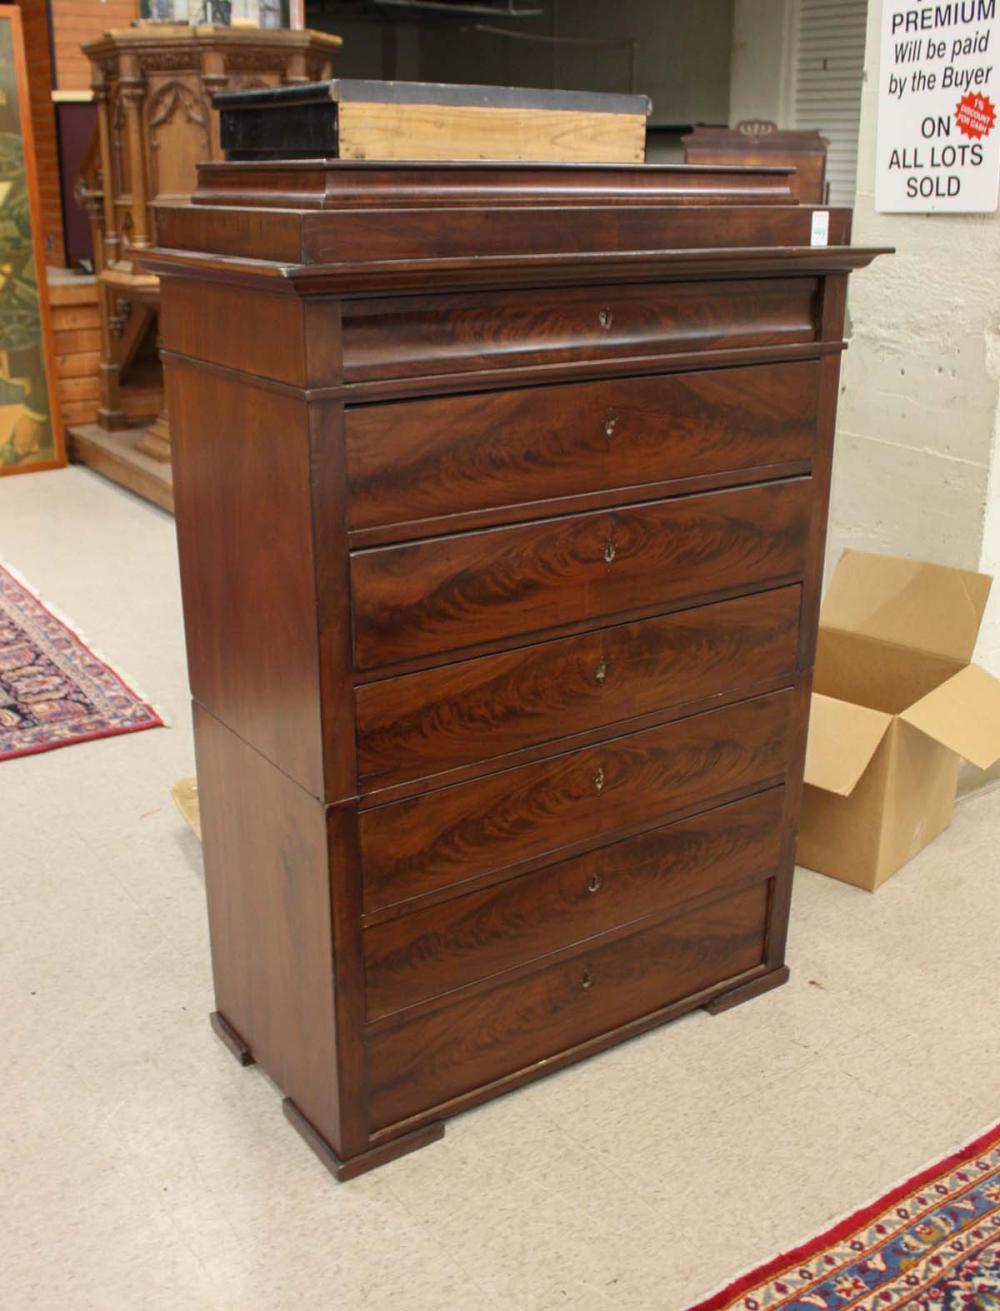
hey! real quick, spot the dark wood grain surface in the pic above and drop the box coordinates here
[346,361,819,530]
[342,279,818,382]
[151,155,885,1176]
[367,880,770,1128]
[352,479,812,669]
[355,586,801,790]
[364,787,784,1019]
[190,157,801,210]
[299,206,851,267]
[194,707,347,1155]
[168,361,326,798]
[360,689,794,914]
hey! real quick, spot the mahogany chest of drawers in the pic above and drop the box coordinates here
[148,158,884,1180]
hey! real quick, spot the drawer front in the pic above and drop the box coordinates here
[368,880,770,1128]
[356,586,801,790]
[342,279,818,382]
[351,478,811,669]
[360,689,794,914]
[365,787,784,1020]
[346,361,819,532]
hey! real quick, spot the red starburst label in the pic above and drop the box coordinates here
[954,91,996,140]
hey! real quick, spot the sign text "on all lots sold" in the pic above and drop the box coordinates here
[876,1,1000,211]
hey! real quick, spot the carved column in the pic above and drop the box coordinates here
[92,74,119,267]
[119,54,151,252]
[91,76,127,428]
[200,46,227,162]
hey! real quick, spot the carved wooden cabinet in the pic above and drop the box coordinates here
[147,158,885,1179]
[70,23,341,508]
[683,122,830,204]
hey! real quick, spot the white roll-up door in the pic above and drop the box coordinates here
[793,0,868,205]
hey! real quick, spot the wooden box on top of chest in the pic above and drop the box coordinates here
[146,156,887,1180]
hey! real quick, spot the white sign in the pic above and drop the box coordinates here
[876,0,1000,212]
[810,210,830,245]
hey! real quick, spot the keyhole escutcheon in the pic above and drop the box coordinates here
[598,307,613,329]
[594,658,607,685]
[581,968,594,990]
[587,874,603,894]
[603,540,616,565]
[603,410,619,438]
[593,766,606,793]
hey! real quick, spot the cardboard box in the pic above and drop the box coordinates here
[797,549,1000,890]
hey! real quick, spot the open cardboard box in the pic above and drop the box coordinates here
[798,549,1000,890]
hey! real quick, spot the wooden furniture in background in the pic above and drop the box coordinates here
[148,155,885,1179]
[216,79,650,163]
[48,272,101,430]
[68,23,341,510]
[683,121,830,204]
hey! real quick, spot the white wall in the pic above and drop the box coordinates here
[730,0,793,124]
[828,0,1000,682]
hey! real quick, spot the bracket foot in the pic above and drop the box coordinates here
[283,1099,445,1182]
[704,965,790,1016]
[210,1011,254,1066]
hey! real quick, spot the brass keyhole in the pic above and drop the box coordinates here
[594,658,607,685]
[594,766,606,793]
[581,969,594,990]
[603,540,616,565]
[603,410,619,438]
[587,874,603,894]
[598,307,613,329]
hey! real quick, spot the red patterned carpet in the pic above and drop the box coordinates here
[0,563,163,761]
[688,1120,1000,1311]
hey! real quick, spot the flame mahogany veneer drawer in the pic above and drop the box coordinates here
[367,879,771,1129]
[341,277,819,381]
[360,689,795,915]
[345,361,819,533]
[350,479,812,670]
[364,787,784,1020]
[355,586,801,791]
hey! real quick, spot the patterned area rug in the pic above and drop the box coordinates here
[0,563,163,761]
[688,1120,1000,1311]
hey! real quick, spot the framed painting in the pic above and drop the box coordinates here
[0,4,64,476]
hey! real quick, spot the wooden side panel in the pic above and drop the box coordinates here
[49,278,101,426]
[337,101,647,164]
[770,274,851,965]
[49,0,139,91]
[159,282,309,387]
[166,352,326,797]
[351,479,812,669]
[364,787,785,1019]
[360,689,795,914]
[355,586,802,790]
[193,707,345,1155]
[345,361,820,531]
[342,278,819,381]
[368,880,770,1129]
[301,206,853,265]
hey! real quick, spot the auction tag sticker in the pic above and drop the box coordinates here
[876,1,1000,212]
[810,210,831,245]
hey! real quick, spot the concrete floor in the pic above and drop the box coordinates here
[2,466,998,1311]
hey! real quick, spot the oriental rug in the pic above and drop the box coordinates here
[687,1119,1000,1311]
[0,562,163,761]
